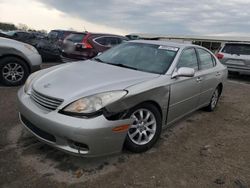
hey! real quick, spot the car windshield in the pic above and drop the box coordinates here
[95,42,179,74]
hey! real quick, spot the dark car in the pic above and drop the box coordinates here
[48,30,78,46]
[61,32,128,61]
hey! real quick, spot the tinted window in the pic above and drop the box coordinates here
[197,48,214,70]
[106,37,118,46]
[96,43,178,74]
[222,43,250,55]
[117,38,128,44]
[65,33,86,43]
[95,37,123,47]
[95,37,106,45]
[177,48,198,71]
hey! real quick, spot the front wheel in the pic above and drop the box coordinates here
[124,103,162,153]
[0,57,29,86]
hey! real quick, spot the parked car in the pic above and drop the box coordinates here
[48,29,77,46]
[18,40,227,156]
[5,30,37,45]
[216,42,250,75]
[0,37,42,86]
[61,32,128,61]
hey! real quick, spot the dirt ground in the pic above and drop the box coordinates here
[0,69,250,188]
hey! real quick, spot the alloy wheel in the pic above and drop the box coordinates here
[2,63,24,83]
[128,108,157,145]
[211,89,219,109]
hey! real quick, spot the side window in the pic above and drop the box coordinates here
[197,48,214,70]
[94,37,118,47]
[95,37,106,46]
[117,37,128,44]
[177,48,198,71]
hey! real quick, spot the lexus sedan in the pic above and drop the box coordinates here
[18,40,227,157]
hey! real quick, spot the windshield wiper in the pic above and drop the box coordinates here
[93,58,138,71]
[108,63,138,70]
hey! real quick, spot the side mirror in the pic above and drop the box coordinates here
[172,67,195,79]
[97,52,102,56]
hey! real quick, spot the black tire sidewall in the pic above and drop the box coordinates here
[124,103,162,153]
[206,87,220,112]
[0,57,29,86]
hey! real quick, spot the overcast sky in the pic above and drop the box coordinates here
[1,0,250,36]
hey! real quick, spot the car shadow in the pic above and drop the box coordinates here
[228,72,250,84]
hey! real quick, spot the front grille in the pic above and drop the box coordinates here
[30,89,63,111]
[20,115,56,143]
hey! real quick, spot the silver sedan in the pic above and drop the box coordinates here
[18,40,227,157]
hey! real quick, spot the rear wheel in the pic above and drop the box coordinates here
[124,103,162,153]
[0,57,29,86]
[204,87,221,112]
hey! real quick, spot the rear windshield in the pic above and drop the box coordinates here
[65,33,86,43]
[222,43,250,55]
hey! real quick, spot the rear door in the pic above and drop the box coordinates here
[196,48,219,107]
[220,43,250,71]
[167,48,201,124]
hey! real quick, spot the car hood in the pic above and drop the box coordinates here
[32,60,159,101]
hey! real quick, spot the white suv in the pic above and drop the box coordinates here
[216,42,250,75]
[0,37,42,86]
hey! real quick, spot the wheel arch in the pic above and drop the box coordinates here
[217,83,223,96]
[131,100,163,119]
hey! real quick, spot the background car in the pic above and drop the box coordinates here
[48,29,78,47]
[0,37,42,86]
[61,32,128,61]
[18,40,227,156]
[216,42,250,75]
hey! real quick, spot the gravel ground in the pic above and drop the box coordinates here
[0,64,250,188]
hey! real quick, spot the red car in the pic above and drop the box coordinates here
[61,32,128,61]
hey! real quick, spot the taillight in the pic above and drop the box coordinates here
[216,53,224,59]
[84,42,93,49]
[81,33,93,49]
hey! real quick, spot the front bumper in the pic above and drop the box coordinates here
[17,88,132,157]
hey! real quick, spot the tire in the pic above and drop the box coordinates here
[124,103,162,153]
[0,57,29,86]
[204,87,221,112]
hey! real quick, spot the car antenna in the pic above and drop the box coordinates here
[84,26,88,33]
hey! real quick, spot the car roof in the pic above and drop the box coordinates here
[224,42,250,45]
[129,40,197,48]
[67,32,126,38]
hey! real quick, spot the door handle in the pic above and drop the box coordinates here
[196,77,202,82]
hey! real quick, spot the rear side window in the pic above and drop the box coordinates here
[197,48,214,70]
[95,37,122,47]
[65,33,86,43]
[222,43,250,55]
[177,48,198,71]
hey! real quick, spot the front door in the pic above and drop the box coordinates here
[167,48,201,124]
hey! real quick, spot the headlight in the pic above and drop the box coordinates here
[24,44,38,54]
[61,91,127,116]
[24,71,40,93]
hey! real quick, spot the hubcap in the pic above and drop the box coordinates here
[2,63,24,83]
[128,108,157,145]
[211,89,219,109]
